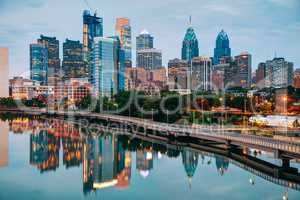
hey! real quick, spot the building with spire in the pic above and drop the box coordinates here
[213,30,231,65]
[181,149,199,188]
[181,17,199,63]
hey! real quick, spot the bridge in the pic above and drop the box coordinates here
[12,109,300,165]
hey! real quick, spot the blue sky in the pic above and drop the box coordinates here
[0,0,299,78]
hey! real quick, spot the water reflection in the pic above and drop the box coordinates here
[0,115,300,199]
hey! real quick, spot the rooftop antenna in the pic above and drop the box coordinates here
[189,15,192,26]
[274,51,277,58]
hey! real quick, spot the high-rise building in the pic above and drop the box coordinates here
[265,57,294,88]
[62,39,85,79]
[109,36,126,92]
[213,30,231,65]
[136,30,154,51]
[168,58,189,91]
[30,44,48,85]
[91,37,120,98]
[37,35,60,86]
[234,52,252,88]
[83,10,103,61]
[181,22,199,63]
[0,47,9,97]
[293,69,300,89]
[137,48,162,70]
[115,18,132,68]
[255,62,266,89]
[192,56,212,91]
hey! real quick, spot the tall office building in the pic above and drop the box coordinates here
[265,57,294,88]
[30,44,48,85]
[136,30,154,51]
[168,58,189,91]
[136,49,162,70]
[83,10,103,62]
[37,35,60,86]
[182,21,199,63]
[62,39,85,79]
[234,52,252,88]
[91,37,120,98]
[255,62,266,89]
[115,18,132,68]
[109,36,126,92]
[213,30,231,65]
[191,56,212,91]
[0,47,9,97]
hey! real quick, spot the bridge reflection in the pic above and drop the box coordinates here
[3,116,300,194]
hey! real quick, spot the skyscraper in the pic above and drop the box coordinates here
[37,35,60,86]
[136,30,154,51]
[83,10,103,61]
[168,58,189,91]
[213,30,231,65]
[181,19,199,63]
[30,43,48,85]
[235,52,252,88]
[265,57,294,88]
[91,37,119,98]
[255,62,266,89]
[192,56,212,91]
[136,49,162,70]
[0,47,9,97]
[115,18,132,68]
[62,39,85,79]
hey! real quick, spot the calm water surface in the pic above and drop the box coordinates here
[0,116,300,200]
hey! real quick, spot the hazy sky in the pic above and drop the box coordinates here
[0,0,299,78]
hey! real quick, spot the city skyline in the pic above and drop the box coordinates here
[0,0,299,78]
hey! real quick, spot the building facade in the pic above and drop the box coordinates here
[234,52,252,88]
[182,27,199,63]
[115,18,132,68]
[213,30,231,65]
[136,49,162,70]
[168,58,189,92]
[0,47,9,97]
[37,35,60,86]
[83,10,103,61]
[192,56,212,91]
[30,44,48,85]
[91,37,119,98]
[62,39,85,79]
[136,30,154,51]
[255,62,266,89]
[265,57,294,88]
[293,69,300,89]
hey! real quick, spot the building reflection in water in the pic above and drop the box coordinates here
[136,147,154,179]
[215,155,229,176]
[0,120,9,168]
[30,131,60,173]
[181,149,199,187]
[83,134,131,194]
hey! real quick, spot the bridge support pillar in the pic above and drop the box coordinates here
[282,158,290,169]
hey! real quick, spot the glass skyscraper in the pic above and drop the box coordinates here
[83,10,103,62]
[181,26,199,63]
[62,39,85,79]
[213,30,231,65]
[91,37,123,98]
[136,30,154,51]
[115,18,132,68]
[37,35,60,86]
[30,44,48,85]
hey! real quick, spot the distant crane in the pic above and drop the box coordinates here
[83,0,97,15]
